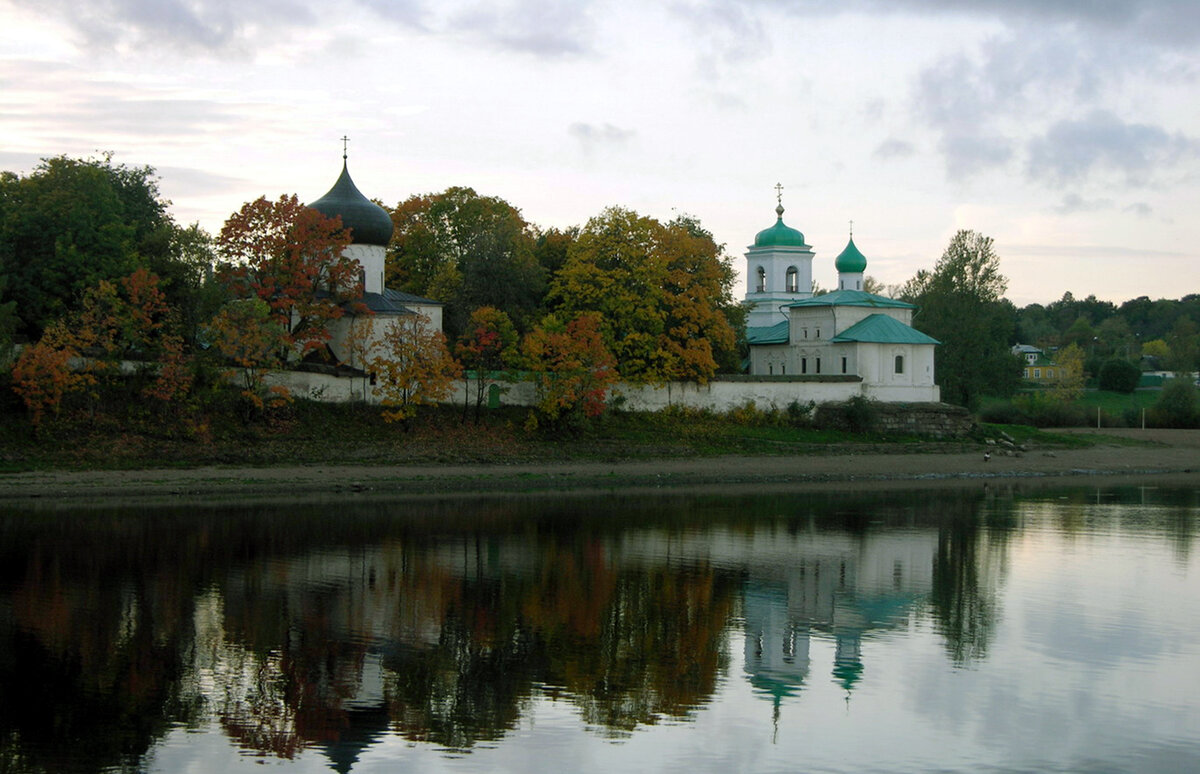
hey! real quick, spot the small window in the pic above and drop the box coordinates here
[841,356,847,374]
[815,328,820,339]
[1034,368,1041,378]
[781,364,786,375]
[786,267,799,293]
[1047,369,1054,379]
[768,363,774,375]
[895,355,904,374]
[803,328,808,339]
[816,358,821,374]
[801,358,807,374]
[756,266,766,293]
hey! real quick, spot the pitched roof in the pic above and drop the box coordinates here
[746,321,790,345]
[785,289,915,310]
[831,313,940,345]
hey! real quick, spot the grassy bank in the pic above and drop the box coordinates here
[0,395,1111,475]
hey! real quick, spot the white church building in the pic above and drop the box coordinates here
[305,155,442,370]
[743,198,941,403]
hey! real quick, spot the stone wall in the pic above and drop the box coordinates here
[814,400,973,438]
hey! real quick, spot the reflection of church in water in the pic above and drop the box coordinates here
[738,529,936,713]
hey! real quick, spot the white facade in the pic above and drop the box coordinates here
[745,242,815,328]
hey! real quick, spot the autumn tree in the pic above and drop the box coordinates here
[547,208,737,384]
[216,195,360,360]
[386,187,545,338]
[369,313,460,425]
[1049,342,1086,402]
[204,297,290,411]
[11,269,191,424]
[0,154,178,338]
[522,312,617,432]
[901,230,1021,408]
[455,306,519,423]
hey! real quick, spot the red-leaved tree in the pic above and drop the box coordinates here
[522,312,617,432]
[216,195,362,359]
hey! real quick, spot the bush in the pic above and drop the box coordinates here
[1147,380,1199,428]
[1012,393,1087,427]
[1098,359,1141,393]
[979,401,1030,426]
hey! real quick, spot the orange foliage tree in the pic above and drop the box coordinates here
[369,313,461,425]
[11,268,191,424]
[216,195,361,360]
[521,312,617,431]
[204,297,291,411]
[455,306,518,423]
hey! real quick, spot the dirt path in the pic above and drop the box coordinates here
[2,428,1198,504]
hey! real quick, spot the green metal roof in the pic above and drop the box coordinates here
[308,162,395,247]
[834,236,868,273]
[754,205,806,248]
[831,313,940,345]
[746,321,789,345]
[785,289,915,310]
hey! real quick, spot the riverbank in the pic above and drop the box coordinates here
[3,427,1197,504]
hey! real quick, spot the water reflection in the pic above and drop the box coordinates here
[0,483,1196,772]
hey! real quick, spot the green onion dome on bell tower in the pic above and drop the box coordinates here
[835,236,868,273]
[754,203,807,248]
[308,160,394,247]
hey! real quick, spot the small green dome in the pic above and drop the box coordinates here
[308,162,394,247]
[754,204,806,247]
[835,236,868,273]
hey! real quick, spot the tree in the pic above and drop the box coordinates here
[385,187,545,338]
[1098,358,1141,393]
[216,195,360,360]
[204,297,290,410]
[369,313,460,425]
[1049,342,1086,402]
[901,230,1021,408]
[547,208,737,384]
[455,306,518,423]
[0,154,176,337]
[522,312,617,431]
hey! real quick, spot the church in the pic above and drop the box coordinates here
[743,195,941,402]
[305,152,442,371]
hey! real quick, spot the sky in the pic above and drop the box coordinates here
[2,0,1199,307]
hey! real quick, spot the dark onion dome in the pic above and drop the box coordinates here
[835,236,868,273]
[754,204,806,247]
[308,162,394,247]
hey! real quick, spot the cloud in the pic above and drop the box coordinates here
[1124,202,1154,217]
[450,0,597,56]
[670,1,770,80]
[1027,110,1200,186]
[1053,193,1114,215]
[569,122,636,152]
[873,138,915,160]
[9,0,319,55]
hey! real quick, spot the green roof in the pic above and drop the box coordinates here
[834,236,868,273]
[754,205,806,248]
[746,321,789,345]
[785,289,915,310]
[831,314,940,345]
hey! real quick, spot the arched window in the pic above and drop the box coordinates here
[756,266,766,293]
[786,266,799,293]
[895,355,905,374]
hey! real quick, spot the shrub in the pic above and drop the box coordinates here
[1147,380,1199,428]
[1097,359,1141,394]
[1012,393,1087,427]
[979,401,1030,426]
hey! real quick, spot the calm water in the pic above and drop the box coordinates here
[1,482,1198,773]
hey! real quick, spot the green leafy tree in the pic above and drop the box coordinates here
[216,195,360,360]
[901,230,1021,408]
[1049,342,1086,402]
[204,297,290,410]
[0,154,176,337]
[547,208,737,384]
[455,306,519,423]
[1098,358,1141,393]
[386,187,545,338]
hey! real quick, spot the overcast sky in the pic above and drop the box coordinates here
[3,0,1199,306]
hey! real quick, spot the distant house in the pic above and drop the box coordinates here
[1011,344,1067,383]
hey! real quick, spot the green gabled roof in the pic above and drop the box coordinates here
[746,321,790,345]
[831,313,940,345]
[785,289,915,310]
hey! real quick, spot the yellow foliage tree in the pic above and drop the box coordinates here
[369,313,461,425]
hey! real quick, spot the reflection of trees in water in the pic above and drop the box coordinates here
[0,485,1189,768]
